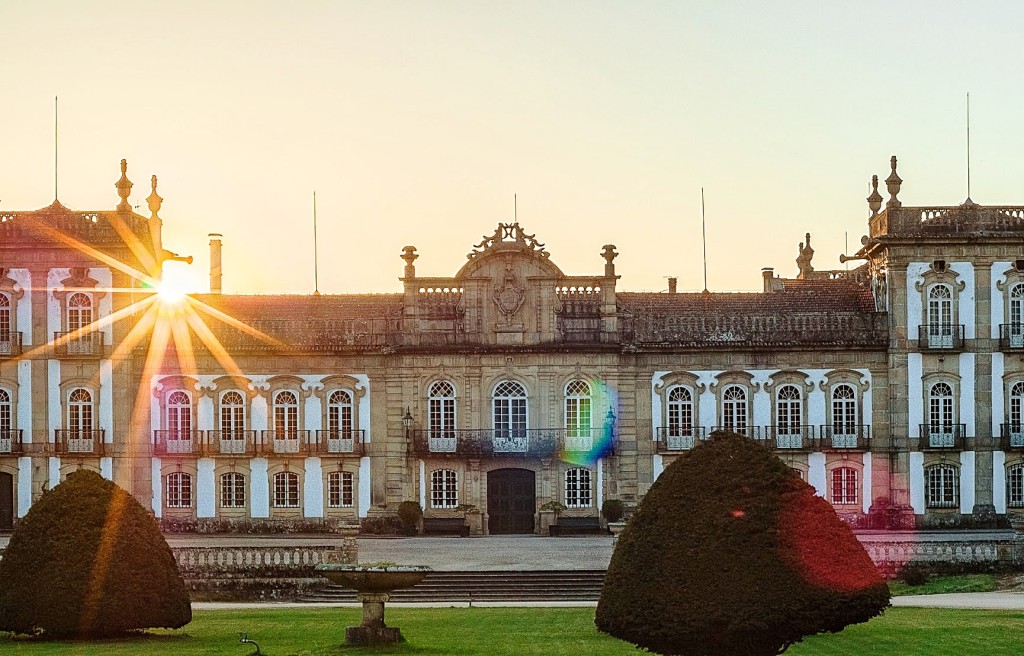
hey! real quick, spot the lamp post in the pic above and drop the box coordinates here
[605,407,616,456]
[402,407,413,440]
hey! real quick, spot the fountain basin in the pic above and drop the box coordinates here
[316,564,431,593]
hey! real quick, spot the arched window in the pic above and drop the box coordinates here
[0,294,10,344]
[830,467,858,505]
[666,386,694,449]
[430,469,458,508]
[66,292,93,332]
[219,391,246,454]
[926,284,954,347]
[428,381,457,451]
[493,381,528,452]
[273,390,299,436]
[927,382,956,447]
[1010,284,1024,347]
[1008,464,1024,508]
[1009,382,1024,448]
[0,388,10,432]
[68,388,93,433]
[328,471,355,508]
[721,385,747,434]
[326,390,355,453]
[164,390,193,453]
[925,464,958,508]
[220,472,246,508]
[564,380,592,451]
[166,472,192,508]
[565,468,592,508]
[831,384,858,445]
[273,471,300,508]
[776,385,802,446]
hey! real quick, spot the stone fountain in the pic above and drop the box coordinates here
[315,563,432,645]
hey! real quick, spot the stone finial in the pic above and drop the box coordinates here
[147,175,163,219]
[796,233,814,278]
[885,155,902,209]
[401,246,418,278]
[601,244,618,277]
[115,158,133,212]
[867,174,883,217]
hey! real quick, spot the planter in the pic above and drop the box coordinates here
[608,521,627,543]
[316,564,432,645]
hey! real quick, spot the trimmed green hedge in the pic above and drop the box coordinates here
[595,431,889,655]
[0,470,191,637]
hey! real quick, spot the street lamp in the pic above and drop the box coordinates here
[402,407,413,438]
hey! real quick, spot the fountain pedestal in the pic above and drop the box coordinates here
[315,564,431,646]
[346,592,402,644]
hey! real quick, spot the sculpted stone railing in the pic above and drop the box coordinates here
[871,205,1024,238]
[624,313,887,347]
[855,530,1019,571]
[172,541,357,576]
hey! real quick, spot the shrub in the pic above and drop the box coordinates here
[901,563,929,586]
[0,470,191,637]
[601,499,625,523]
[596,431,889,656]
[397,501,423,533]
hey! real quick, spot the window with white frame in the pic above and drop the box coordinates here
[775,385,802,445]
[328,471,355,508]
[667,387,693,436]
[220,472,246,508]
[493,381,527,451]
[0,388,10,433]
[565,467,592,508]
[925,464,959,508]
[428,381,456,445]
[830,467,858,505]
[328,390,353,435]
[273,390,299,436]
[166,472,192,508]
[430,469,458,508]
[564,379,592,451]
[926,284,954,346]
[66,292,93,332]
[832,385,858,437]
[68,388,93,433]
[1010,284,1024,347]
[1008,464,1024,508]
[220,391,245,432]
[927,382,956,446]
[0,294,10,343]
[273,471,300,508]
[721,385,747,433]
[1009,383,1024,448]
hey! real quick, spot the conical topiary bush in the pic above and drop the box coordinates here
[595,431,889,655]
[0,469,191,637]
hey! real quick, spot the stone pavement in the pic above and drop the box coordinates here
[354,535,614,571]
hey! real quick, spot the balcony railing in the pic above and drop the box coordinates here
[999,324,1024,351]
[917,324,965,350]
[410,428,613,458]
[53,331,104,357]
[919,423,967,450]
[760,425,816,450]
[260,430,312,455]
[316,429,365,455]
[0,332,22,357]
[655,426,708,452]
[54,429,105,454]
[153,429,203,456]
[1001,423,1024,450]
[711,425,762,439]
[819,425,871,450]
[0,429,23,454]
[206,430,257,456]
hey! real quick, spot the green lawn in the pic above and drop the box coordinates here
[888,573,996,597]
[1,607,1022,655]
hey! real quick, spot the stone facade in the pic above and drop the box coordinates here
[3,156,1024,535]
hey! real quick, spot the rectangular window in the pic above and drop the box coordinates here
[274,473,300,508]
[220,473,246,508]
[430,469,458,509]
[328,471,355,508]
[926,466,959,508]
[1009,466,1024,508]
[830,468,858,505]
[565,468,592,508]
[166,473,192,509]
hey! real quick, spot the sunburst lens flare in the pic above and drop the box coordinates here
[155,262,199,305]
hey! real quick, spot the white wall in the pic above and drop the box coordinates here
[909,452,925,514]
[993,352,1005,438]
[960,450,976,514]
[48,456,60,489]
[47,360,60,440]
[17,456,31,517]
[250,458,269,518]
[99,360,113,443]
[304,457,324,517]
[906,262,930,336]
[992,262,1011,339]
[908,354,923,436]
[10,269,31,345]
[197,458,216,518]
[807,452,826,498]
[17,360,31,442]
[862,452,873,513]
[959,353,976,437]
[950,262,975,339]
[46,268,68,337]
[89,267,113,344]
[359,456,371,518]
[99,457,112,479]
[994,450,1007,514]
[151,458,162,516]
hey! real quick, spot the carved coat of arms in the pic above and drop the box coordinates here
[493,260,525,321]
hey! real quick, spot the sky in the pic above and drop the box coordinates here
[2,1,1023,295]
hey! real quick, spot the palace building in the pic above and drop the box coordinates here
[2,155,1024,534]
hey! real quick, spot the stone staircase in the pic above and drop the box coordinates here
[300,570,606,603]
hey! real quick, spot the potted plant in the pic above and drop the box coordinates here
[396,501,423,536]
[538,500,566,535]
[602,499,627,539]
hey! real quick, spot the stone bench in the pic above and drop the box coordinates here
[549,516,603,536]
[423,517,469,536]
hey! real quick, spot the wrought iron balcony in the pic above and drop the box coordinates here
[819,425,871,450]
[260,430,313,456]
[917,324,965,351]
[0,332,22,357]
[410,428,613,458]
[206,430,257,456]
[54,429,105,455]
[711,425,762,439]
[1001,423,1024,450]
[316,429,365,455]
[655,426,708,452]
[153,429,203,456]
[53,331,104,357]
[919,423,967,450]
[761,425,816,450]
[0,429,23,454]
[999,324,1024,351]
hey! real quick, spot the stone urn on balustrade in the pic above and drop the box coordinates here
[315,563,432,645]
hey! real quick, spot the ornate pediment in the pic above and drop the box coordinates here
[493,259,526,321]
[457,222,563,279]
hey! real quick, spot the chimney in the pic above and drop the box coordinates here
[762,267,775,293]
[209,233,222,294]
[667,277,678,294]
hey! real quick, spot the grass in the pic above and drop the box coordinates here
[0,606,1022,655]
[888,573,997,597]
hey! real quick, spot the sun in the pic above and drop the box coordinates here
[156,261,198,304]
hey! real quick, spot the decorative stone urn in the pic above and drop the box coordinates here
[608,521,627,543]
[316,563,432,645]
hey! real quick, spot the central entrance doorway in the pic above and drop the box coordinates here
[487,468,536,535]
[0,472,13,531]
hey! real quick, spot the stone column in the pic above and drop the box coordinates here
[974,263,996,523]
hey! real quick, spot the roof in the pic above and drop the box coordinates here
[189,293,404,320]
[617,280,876,315]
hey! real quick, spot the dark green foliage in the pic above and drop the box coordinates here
[0,470,191,637]
[397,501,423,532]
[596,431,889,656]
[601,499,625,523]
[901,563,929,586]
